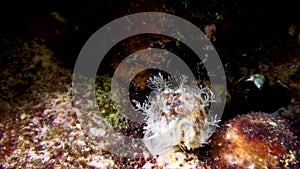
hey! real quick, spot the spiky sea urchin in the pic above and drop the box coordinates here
[134,73,219,156]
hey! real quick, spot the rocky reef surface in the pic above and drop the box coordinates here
[1,0,300,168]
[0,39,299,168]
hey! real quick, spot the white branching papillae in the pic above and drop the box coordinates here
[134,73,219,156]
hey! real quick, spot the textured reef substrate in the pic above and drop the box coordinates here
[1,0,300,168]
[0,40,299,168]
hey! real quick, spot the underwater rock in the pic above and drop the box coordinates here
[142,151,205,169]
[208,112,299,169]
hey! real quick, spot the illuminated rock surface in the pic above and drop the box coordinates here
[208,112,299,169]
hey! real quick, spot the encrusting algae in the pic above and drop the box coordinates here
[208,112,299,168]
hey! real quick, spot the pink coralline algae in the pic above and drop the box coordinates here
[204,24,217,41]
[207,112,299,169]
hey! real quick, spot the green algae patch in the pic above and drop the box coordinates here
[94,75,127,131]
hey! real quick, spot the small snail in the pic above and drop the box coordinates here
[246,74,265,89]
